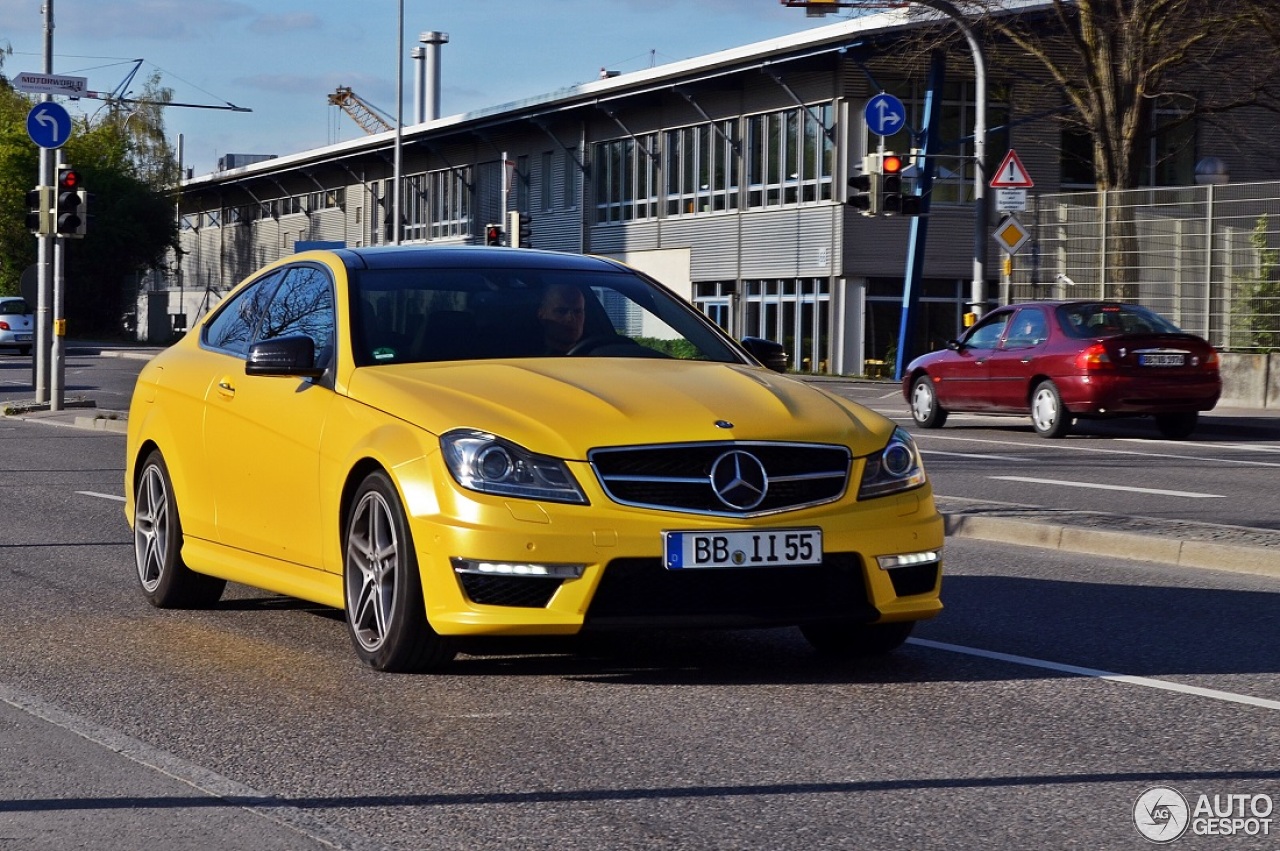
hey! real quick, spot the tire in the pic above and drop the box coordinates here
[909,375,948,428]
[800,620,915,657]
[1155,411,1198,440]
[343,470,455,672]
[132,450,226,608]
[1030,380,1074,438]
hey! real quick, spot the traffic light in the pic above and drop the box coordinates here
[55,167,86,237]
[880,153,904,215]
[507,211,534,247]
[25,186,53,236]
[847,154,880,216]
[880,153,922,216]
[484,223,503,246]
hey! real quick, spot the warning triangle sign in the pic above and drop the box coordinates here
[991,149,1034,188]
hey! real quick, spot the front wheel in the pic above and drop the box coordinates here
[343,470,455,672]
[800,620,915,657]
[909,375,948,428]
[133,450,226,608]
[1031,380,1074,438]
[1155,411,1199,439]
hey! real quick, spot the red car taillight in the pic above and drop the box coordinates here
[1203,349,1220,370]
[0,321,10,331]
[1076,343,1113,371]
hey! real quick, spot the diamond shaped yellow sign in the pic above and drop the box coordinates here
[993,214,1030,254]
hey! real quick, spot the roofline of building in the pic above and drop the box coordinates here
[184,0,1058,190]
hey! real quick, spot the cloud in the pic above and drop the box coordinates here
[248,13,323,35]
[52,0,257,40]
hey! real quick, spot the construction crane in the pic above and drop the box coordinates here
[327,86,394,134]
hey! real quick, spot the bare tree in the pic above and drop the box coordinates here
[952,0,1280,191]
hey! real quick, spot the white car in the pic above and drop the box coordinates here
[0,298,34,356]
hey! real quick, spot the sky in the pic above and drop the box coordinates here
[1,0,860,176]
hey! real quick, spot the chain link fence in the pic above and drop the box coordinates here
[1007,181,1280,353]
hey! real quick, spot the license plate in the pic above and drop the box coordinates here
[16,334,32,342]
[1138,352,1185,367]
[664,528,823,570]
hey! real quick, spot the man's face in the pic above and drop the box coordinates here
[538,287,585,353]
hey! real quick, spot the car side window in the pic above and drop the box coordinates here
[964,313,1010,351]
[1003,308,1048,348]
[203,271,285,357]
[257,265,336,368]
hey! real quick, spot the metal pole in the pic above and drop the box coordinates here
[51,147,66,411]
[392,0,404,245]
[915,0,988,319]
[35,0,55,403]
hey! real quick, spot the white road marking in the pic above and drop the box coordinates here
[922,449,1027,462]
[917,432,1280,468]
[988,475,1224,499]
[78,490,125,502]
[910,638,1280,712]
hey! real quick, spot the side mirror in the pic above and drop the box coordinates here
[946,339,961,351]
[246,335,326,378]
[741,337,788,372]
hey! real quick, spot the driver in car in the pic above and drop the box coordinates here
[537,283,587,355]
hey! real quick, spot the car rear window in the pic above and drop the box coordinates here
[1057,303,1181,338]
[0,299,30,315]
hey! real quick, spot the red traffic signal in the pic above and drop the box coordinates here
[881,154,904,175]
[484,224,503,246]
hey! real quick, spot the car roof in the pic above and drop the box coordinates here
[330,245,628,274]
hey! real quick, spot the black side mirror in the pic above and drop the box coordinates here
[246,335,326,378]
[740,337,788,372]
[946,339,961,351]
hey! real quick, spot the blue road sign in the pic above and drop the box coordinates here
[864,93,906,137]
[26,102,73,149]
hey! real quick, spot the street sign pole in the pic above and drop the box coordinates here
[33,0,54,405]
[51,148,66,410]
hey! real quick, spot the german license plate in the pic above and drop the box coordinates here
[664,528,823,570]
[1139,352,1185,367]
[16,334,32,342]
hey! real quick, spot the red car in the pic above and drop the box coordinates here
[902,301,1221,439]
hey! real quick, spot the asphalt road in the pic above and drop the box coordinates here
[1,353,1278,849]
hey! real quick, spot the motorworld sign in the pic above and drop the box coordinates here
[12,72,88,98]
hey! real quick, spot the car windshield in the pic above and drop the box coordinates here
[348,265,746,367]
[0,299,30,316]
[1057,302,1181,338]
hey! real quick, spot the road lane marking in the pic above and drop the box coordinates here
[915,433,1280,468]
[988,475,1224,498]
[78,491,125,502]
[910,638,1280,712]
[922,449,1027,462]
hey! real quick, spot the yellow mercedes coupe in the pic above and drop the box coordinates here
[125,246,943,671]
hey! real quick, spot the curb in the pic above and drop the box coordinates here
[944,512,1280,578]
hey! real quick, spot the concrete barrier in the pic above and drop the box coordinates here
[1218,352,1276,408]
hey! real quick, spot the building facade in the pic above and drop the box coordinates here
[161,6,1279,374]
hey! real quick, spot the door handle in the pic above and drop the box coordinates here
[216,377,236,398]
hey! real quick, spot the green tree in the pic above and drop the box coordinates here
[0,66,177,336]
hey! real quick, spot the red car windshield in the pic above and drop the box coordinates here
[1057,303,1182,338]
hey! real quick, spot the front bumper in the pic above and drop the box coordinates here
[401,454,944,636]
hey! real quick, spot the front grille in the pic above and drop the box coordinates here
[457,574,564,608]
[589,442,850,516]
[583,553,877,628]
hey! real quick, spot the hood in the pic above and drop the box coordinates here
[346,359,893,460]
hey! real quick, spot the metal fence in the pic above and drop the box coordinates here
[1006,181,1280,352]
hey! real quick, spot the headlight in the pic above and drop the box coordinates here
[857,427,927,499]
[441,429,587,504]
